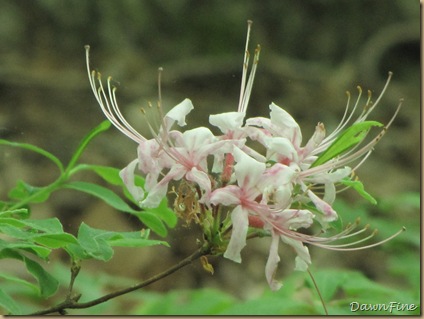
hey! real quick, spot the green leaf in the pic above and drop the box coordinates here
[148,199,178,229]
[65,120,111,172]
[68,223,168,262]
[0,216,75,242]
[32,233,78,248]
[305,269,349,301]
[8,180,50,203]
[0,208,29,218]
[63,181,138,213]
[107,229,169,248]
[0,287,22,315]
[23,256,59,297]
[0,139,64,173]
[0,249,59,298]
[0,240,52,259]
[24,217,65,233]
[63,181,172,236]
[70,164,146,204]
[135,288,236,315]
[133,211,168,237]
[0,273,39,293]
[76,222,114,261]
[72,164,125,186]
[340,178,377,204]
[328,215,343,233]
[0,217,77,257]
[311,121,383,168]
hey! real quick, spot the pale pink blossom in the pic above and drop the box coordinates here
[85,20,403,292]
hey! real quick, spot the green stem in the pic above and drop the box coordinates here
[307,268,328,315]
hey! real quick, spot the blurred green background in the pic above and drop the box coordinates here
[0,0,420,315]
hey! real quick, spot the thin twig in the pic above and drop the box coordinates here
[28,245,209,315]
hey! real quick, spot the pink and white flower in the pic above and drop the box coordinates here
[85,20,403,291]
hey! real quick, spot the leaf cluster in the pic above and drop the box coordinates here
[0,121,175,314]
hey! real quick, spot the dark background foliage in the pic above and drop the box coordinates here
[0,0,419,307]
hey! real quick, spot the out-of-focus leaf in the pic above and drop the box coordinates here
[0,249,58,298]
[0,273,38,293]
[0,139,64,172]
[135,288,237,315]
[0,208,29,218]
[0,287,22,315]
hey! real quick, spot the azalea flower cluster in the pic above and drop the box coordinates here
[85,21,402,290]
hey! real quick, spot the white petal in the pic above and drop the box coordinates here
[223,206,249,263]
[233,147,266,189]
[265,137,298,164]
[209,112,245,133]
[303,122,326,156]
[269,103,302,146]
[181,127,215,150]
[164,98,194,130]
[284,209,314,230]
[265,233,283,290]
[280,235,311,271]
[119,159,145,203]
[137,139,162,174]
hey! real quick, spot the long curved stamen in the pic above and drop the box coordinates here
[315,227,406,251]
[85,45,146,143]
[108,77,146,142]
[324,88,362,144]
[314,72,393,155]
[240,45,261,114]
[238,20,253,113]
[299,99,402,178]
[266,212,405,252]
[356,71,393,122]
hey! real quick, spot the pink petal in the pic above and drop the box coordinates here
[141,165,186,208]
[210,185,242,206]
[185,167,211,202]
[307,190,338,222]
